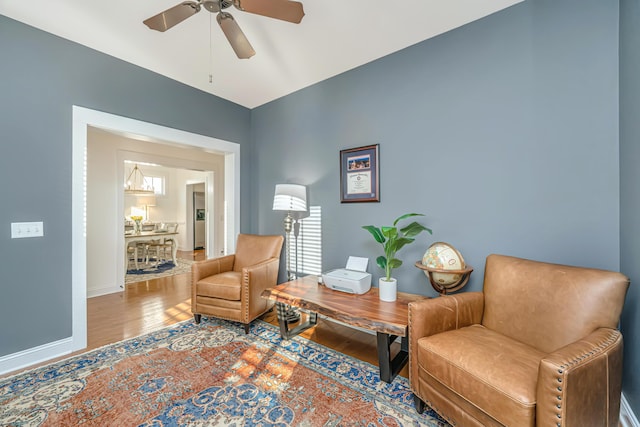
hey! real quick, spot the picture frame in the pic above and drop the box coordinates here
[340,144,380,203]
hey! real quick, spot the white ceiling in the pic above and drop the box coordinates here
[1,0,522,108]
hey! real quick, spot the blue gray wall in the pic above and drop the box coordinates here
[253,0,638,416]
[2,0,639,419]
[620,0,640,415]
[0,15,252,356]
[253,0,620,289]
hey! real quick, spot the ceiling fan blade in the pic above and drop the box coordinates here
[233,0,304,24]
[143,1,201,32]
[217,12,256,59]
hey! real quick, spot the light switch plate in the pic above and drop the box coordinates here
[11,222,44,239]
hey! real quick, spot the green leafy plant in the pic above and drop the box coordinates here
[362,213,432,281]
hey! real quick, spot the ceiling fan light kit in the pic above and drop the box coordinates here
[143,0,304,59]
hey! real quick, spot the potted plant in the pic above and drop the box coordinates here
[362,213,432,301]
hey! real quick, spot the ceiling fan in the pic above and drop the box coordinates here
[143,0,305,59]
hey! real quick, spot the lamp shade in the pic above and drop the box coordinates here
[273,184,307,212]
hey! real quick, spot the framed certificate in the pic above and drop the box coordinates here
[340,144,379,203]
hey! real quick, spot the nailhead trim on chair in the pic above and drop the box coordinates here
[195,312,239,324]
[552,330,619,427]
[242,270,250,324]
[421,395,457,426]
[408,304,414,387]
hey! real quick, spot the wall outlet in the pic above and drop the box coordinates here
[11,222,44,239]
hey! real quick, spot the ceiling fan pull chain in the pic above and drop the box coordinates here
[209,13,214,84]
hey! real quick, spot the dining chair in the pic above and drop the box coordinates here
[141,223,156,232]
[126,242,143,270]
[146,223,179,265]
[160,223,179,260]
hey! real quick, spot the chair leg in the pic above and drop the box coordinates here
[244,323,250,334]
[134,246,140,270]
[194,314,201,324]
[413,393,426,414]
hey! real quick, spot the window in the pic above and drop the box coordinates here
[145,176,165,196]
[289,206,322,277]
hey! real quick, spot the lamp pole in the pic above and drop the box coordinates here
[293,218,301,280]
[283,212,294,280]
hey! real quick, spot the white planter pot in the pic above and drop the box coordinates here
[379,277,397,302]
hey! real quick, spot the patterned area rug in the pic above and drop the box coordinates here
[125,258,195,284]
[0,319,449,426]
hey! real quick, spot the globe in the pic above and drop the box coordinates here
[421,242,466,286]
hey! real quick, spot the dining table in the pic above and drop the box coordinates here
[125,230,179,270]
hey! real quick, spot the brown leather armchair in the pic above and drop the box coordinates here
[409,254,629,427]
[191,233,284,333]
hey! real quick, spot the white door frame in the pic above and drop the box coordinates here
[72,106,240,351]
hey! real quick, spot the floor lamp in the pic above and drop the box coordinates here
[273,184,308,322]
[273,183,308,280]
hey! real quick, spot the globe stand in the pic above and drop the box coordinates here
[414,262,473,296]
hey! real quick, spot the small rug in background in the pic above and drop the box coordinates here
[0,319,450,426]
[127,260,177,274]
[125,258,195,284]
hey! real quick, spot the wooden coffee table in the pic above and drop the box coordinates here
[261,275,428,383]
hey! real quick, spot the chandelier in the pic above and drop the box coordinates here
[124,164,155,196]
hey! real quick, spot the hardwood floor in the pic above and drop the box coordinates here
[87,275,193,349]
[2,250,405,380]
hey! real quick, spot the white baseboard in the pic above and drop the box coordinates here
[87,285,122,298]
[621,393,640,427]
[0,338,73,376]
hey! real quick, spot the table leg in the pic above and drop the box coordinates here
[171,240,177,264]
[276,302,290,338]
[376,331,409,383]
[275,302,317,340]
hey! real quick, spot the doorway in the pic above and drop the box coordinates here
[72,106,240,353]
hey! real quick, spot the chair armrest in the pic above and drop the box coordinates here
[241,257,281,321]
[408,292,484,390]
[192,255,235,283]
[409,292,484,340]
[536,328,623,427]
